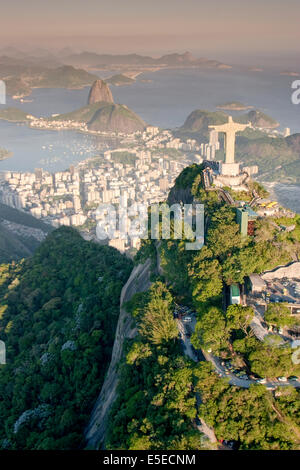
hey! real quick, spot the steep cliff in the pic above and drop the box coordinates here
[87,79,114,105]
[84,259,152,449]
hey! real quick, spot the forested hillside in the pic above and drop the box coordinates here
[0,227,132,449]
[107,165,300,450]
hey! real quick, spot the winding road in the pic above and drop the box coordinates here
[178,312,300,390]
[176,316,218,446]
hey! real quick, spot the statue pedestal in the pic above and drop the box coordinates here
[220,162,240,176]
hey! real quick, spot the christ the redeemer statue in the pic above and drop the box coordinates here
[209,116,250,164]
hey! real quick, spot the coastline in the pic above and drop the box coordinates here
[263,181,300,214]
[10,83,93,102]
[0,152,13,161]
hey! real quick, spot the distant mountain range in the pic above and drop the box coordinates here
[0,57,99,97]
[64,51,231,69]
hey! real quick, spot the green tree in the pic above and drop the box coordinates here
[192,307,229,354]
[249,344,299,378]
[206,206,242,259]
[265,303,298,328]
[188,247,223,305]
[226,304,254,335]
[139,282,178,345]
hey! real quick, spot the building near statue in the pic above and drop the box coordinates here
[249,274,266,293]
[243,165,259,176]
[230,284,241,305]
[236,205,259,236]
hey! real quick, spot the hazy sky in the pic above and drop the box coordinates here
[0,0,299,61]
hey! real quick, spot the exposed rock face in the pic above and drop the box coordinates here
[84,259,152,449]
[87,79,114,105]
[167,186,194,205]
[87,103,146,133]
[262,261,300,280]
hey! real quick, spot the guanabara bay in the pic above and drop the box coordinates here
[0,0,300,458]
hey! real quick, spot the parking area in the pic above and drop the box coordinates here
[217,358,300,389]
[175,306,205,362]
[247,276,300,339]
[264,278,300,307]
[173,304,196,320]
[174,303,300,390]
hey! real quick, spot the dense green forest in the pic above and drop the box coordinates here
[195,362,300,450]
[0,227,132,449]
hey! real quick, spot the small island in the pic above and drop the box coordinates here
[0,147,13,160]
[0,107,35,122]
[106,74,136,87]
[217,101,253,111]
[280,71,300,77]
